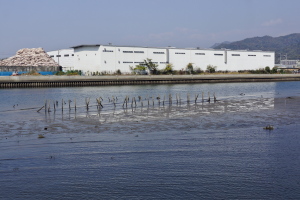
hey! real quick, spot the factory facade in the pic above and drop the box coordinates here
[47,49,74,71]
[47,45,275,75]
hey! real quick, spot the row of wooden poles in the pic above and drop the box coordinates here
[38,92,217,113]
[0,80,203,88]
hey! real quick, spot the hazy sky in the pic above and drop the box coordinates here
[0,0,299,58]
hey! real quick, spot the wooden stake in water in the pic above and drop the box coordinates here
[45,100,47,113]
[48,99,51,112]
[208,92,210,103]
[195,94,199,103]
[123,97,126,108]
[38,106,45,113]
[85,97,90,110]
[179,93,181,104]
[96,98,100,110]
[62,99,64,112]
[74,98,77,111]
[158,95,161,106]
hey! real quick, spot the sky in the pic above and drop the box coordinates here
[0,0,299,58]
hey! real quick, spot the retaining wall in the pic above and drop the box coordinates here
[1,74,300,88]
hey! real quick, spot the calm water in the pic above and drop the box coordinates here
[0,81,300,199]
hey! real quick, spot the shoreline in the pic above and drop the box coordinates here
[1,74,300,88]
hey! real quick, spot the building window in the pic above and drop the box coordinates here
[50,55,54,57]
[175,52,185,54]
[103,50,113,52]
[264,55,271,57]
[104,61,106,64]
[214,54,223,56]
[134,51,144,53]
[160,62,168,64]
[123,61,133,63]
[134,62,144,64]
[64,54,69,57]
[123,51,133,53]
[56,55,61,57]
[72,54,74,56]
[195,53,205,55]
[232,54,240,56]
[153,52,165,54]
[248,55,256,56]
[118,61,120,64]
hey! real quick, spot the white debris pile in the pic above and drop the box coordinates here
[0,48,59,67]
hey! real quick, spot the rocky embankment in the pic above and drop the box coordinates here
[0,48,59,67]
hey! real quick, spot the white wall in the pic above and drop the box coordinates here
[73,46,101,75]
[47,49,74,71]
[66,45,275,74]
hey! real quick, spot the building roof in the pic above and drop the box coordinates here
[70,44,101,48]
[70,44,274,53]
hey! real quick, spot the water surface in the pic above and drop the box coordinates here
[0,81,300,199]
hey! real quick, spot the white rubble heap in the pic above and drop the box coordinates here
[0,48,59,67]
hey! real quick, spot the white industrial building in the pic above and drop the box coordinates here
[47,49,74,71]
[48,45,274,75]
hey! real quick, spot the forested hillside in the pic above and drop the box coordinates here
[214,33,300,64]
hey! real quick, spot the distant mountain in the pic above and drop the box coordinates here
[213,33,300,64]
[210,41,231,49]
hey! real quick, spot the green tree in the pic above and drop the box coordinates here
[116,69,122,75]
[271,66,278,74]
[134,65,147,71]
[144,58,158,74]
[130,65,147,75]
[265,66,271,73]
[186,63,194,74]
[163,63,173,74]
[206,65,217,73]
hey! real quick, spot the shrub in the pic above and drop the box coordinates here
[116,69,122,75]
[271,66,278,74]
[206,65,217,73]
[194,67,203,74]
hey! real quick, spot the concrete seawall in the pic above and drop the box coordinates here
[1,74,300,88]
